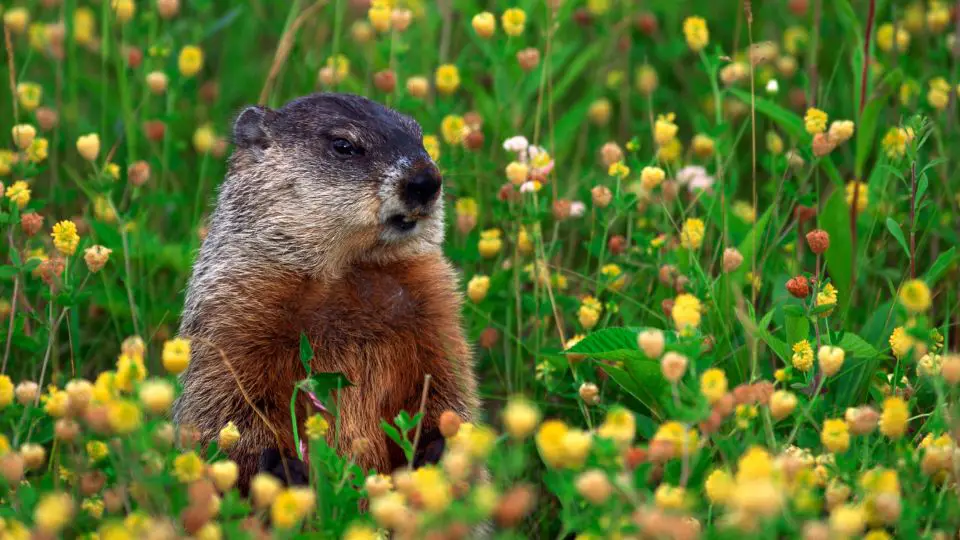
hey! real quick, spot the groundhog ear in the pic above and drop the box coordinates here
[233,105,274,152]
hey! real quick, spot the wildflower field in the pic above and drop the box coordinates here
[3,0,960,538]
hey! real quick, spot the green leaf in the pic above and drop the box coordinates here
[566,328,639,356]
[855,98,885,177]
[301,372,354,411]
[821,189,854,315]
[885,218,910,258]
[299,333,315,372]
[925,247,958,285]
[837,333,880,358]
[0,265,18,280]
[785,312,810,348]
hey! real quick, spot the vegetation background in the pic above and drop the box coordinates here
[1,0,960,538]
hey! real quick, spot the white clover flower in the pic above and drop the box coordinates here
[502,135,529,153]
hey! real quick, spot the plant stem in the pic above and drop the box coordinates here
[407,374,432,470]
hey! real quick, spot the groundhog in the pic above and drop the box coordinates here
[172,93,479,491]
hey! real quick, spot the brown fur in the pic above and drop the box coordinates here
[175,252,478,489]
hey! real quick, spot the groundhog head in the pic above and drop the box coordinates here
[225,93,444,276]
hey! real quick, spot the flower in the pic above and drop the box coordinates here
[654,113,678,146]
[51,220,80,255]
[86,440,109,463]
[770,390,797,420]
[107,399,142,433]
[440,115,466,145]
[578,296,602,330]
[434,64,460,95]
[219,421,241,450]
[792,340,814,371]
[11,124,36,150]
[672,294,702,331]
[637,329,665,358]
[28,138,48,163]
[692,134,715,157]
[251,473,282,508]
[705,469,734,505]
[501,8,526,36]
[173,451,204,483]
[830,504,865,538]
[178,45,204,77]
[877,23,910,52]
[162,337,190,374]
[503,397,540,439]
[343,524,378,540]
[818,346,845,377]
[660,352,688,383]
[411,466,451,512]
[472,12,496,38]
[76,133,101,161]
[0,376,12,409]
[640,166,665,190]
[682,16,709,52]
[652,421,699,458]
[898,279,931,313]
[597,407,635,446]
[305,414,329,439]
[816,283,838,316]
[822,419,851,453]
[845,181,868,212]
[34,493,74,533]
[700,369,727,404]
[881,127,913,159]
[5,181,31,209]
[138,379,174,414]
[654,484,688,510]
[828,120,855,143]
[272,489,312,528]
[84,245,112,273]
[680,218,705,250]
[804,108,828,135]
[209,460,239,491]
[879,397,908,439]
[478,229,503,258]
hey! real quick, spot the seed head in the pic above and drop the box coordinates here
[786,275,810,298]
[722,247,744,272]
[805,229,830,254]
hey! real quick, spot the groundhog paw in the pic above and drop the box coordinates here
[257,447,310,486]
[413,428,445,468]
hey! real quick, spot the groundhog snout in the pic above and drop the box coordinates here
[402,168,442,207]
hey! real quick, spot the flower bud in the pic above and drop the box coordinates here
[11,124,36,150]
[786,276,810,298]
[373,70,396,93]
[844,406,878,435]
[472,12,496,38]
[15,381,38,405]
[0,453,25,485]
[578,383,600,405]
[770,390,797,420]
[55,418,80,442]
[250,473,281,509]
[811,133,836,157]
[722,248,743,272]
[76,133,101,161]
[591,185,613,208]
[35,107,59,131]
[600,142,624,167]
[20,443,46,469]
[157,0,180,19]
[503,398,540,439]
[84,245,112,273]
[128,161,151,186]
[209,460,239,492]
[406,76,429,99]
[637,329,665,359]
[660,352,688,383]
[817,346,845,377]
[517,48,540,71]
[21,213,44,236]
[575,469,612,504]
[805,229,830,254]
[439,410,461,438]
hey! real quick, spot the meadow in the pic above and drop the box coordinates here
[2,0,960,538]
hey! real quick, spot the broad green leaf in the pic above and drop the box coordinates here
[785,312,810,348]
[885,218,910,258]
[566,328,639,356]
[821,189,854,315]
[838,333,880,359]
[925,247,958,285]
[299,333,315,371]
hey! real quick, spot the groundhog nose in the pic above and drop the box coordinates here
[404,169,442,206]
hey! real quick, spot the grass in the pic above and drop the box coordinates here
[2,0,960,538]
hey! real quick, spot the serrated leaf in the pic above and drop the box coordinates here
[785,313,810,348]
[838,333,880,358]
[885,218,910,258]
[925,247,958,285]
[566,328,639,355]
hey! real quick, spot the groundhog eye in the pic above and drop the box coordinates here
[331,138,362,157]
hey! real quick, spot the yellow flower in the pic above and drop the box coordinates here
[5,181,31,209]
[210,460,239,492]
[822,418,850,453]
[653,113,678,146]
[608,160,630,179]
[478,228,503,259]
[325,54,350,82]
[817,346,845,377]
[43,387,69,417]
[368,0,391,32]
[635,65,658,95]
[578,296,602,330]
[652,421,699,458]
[889,326,916,359]
[680,218,705,250]
[33,493,74,533]
[28,138,48,163]
[766,131,784,154]
[734,446,773,483]
[597,407,635,447]
[411,466,451,512]
[876,23,910,52]
[816,283,838,316]
[138,379,174,414]
[536,420,569,468]
[11,124,36,150]
[654,484,688,510]
[76,133,101,161]
[791,339,814,372]
[305,413,330,439]
[343,524,378,540]
[219,421,241,450]
[692,134,715,158]
[898,279,931,313]
[16,82,42,111]
[705,469,734,505]
[112,0,136,23]
[193,125,216,154]
[640,166,665,190]
[434,64,460,95]
[114,352,146,392]
[501,8,526,36]
[82,498,105,519]
[735,404,758,429]
[178,45,204,77]
[440,115,466,145]
[783,26,808,55]
[467,275,491,303]
[502,397,540,439]
[107,399,142,434]
[173,451,204,483]
[682,16,709,52]
[881,126,913,159]
[0,375,13,409]
[671,293,702,331]
[879,397,908,439]
[845,180,868,213]
[162,337,191,374]
[455,197,478,219]
[423,134,440,162]
[272,489,310,529]
[700,368,727,404]
[804,107,828,135]
[732,201,756,223]
[600,264,625,291]
[830,504,865,538]
[50,220,80,256]
[73,8,96,45]
[471,12,496,38]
